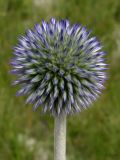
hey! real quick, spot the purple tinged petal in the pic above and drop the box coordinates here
[38,81,47,90]
[37,88,45,98]
[13,46,25,53]
[50,17,56,25]
[31,75,41,83]
[63,91,67,102]
[67,99,72,113]
[16,88,25,96]
[13,65,23,69]
[33,99,43,111]
[70,94,74,104]
[34,24,42,34]
[53,76,58,85]
[74,100,81,112]
[12,80,20,85]
[71,24,81,36]
[18,75,29,81]
[60,20,67,28]
[26,29,35,41]
[41,20,48,32]
[59,79,64,90]
[57,21,61,31]
[78,97,87,109]
[10,61,20,66]
[87,41,100,50]
[78,27,90,42]
[11,69,22,74]
[25,69,36,74]
[18,37,30,49]
[16,85,32,96]
[54,86,59,98]
[49,99,54,111]
[43,103,48,113]
[45,83,52,95]
[60,29,64,41]
[57,98,63,114]
[65,74,72,82]
[59,69,65,76]
[67,82,73,94]
[44,73,51,81]
[98,51,107,56]
[86,37,97,44]
[26,92,37,104]
[91,45,102,52]
[65,19,70,28]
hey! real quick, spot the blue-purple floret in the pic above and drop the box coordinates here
[11,18,107,115]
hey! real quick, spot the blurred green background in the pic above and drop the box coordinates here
[0,0,120,159]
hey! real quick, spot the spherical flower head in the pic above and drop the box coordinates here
[11,18,107,116]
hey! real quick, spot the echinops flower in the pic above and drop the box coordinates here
[11,18,107,115]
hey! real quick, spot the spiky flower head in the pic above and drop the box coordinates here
[11,18,107,116]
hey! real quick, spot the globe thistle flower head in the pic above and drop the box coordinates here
[11,18,107,116]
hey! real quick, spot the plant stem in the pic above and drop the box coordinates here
[54,113,66,160]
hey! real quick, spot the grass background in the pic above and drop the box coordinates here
[0,0,120,159]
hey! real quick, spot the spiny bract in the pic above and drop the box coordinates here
[11,18,107,115]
